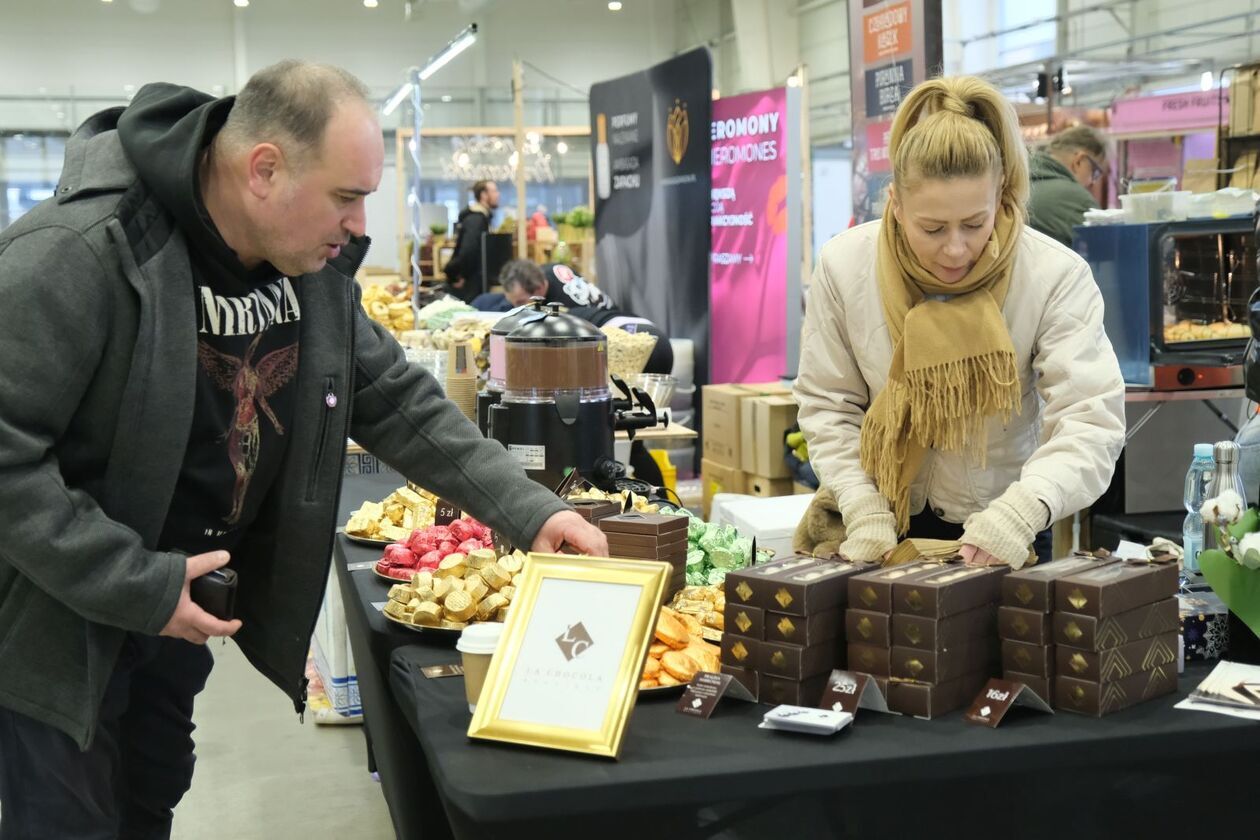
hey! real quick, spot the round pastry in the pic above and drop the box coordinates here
[481,562,511,590]
[435,553,467,579]
[677,612,704,637]
[660,650,701,682]
[684,643,721,674]
[639,678,660,689]
[643,657,661,678]
[657,671,681,687]
[410,602,442,626]
[443,590,477,622]
[654,610,690,650]
[476,592,509,621]
[649,642,669,658]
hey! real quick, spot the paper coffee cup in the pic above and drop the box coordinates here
[456,623,504,713]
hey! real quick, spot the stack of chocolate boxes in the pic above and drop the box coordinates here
[570,498,622,526]
[720,556,869,704]
[844,561,945,689]
[884,563,1008,718]
[1051,561,1181,716]
[998,555,1112,702]
[600,513,689,601]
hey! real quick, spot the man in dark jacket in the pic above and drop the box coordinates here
[0,61,604,839]
[1027,125,1108,247]
[442,179,498,303]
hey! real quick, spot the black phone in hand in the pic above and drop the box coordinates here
[190,568,238,621]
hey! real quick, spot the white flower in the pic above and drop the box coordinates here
[1201,490,1245,525]
[1239,532,1260,557]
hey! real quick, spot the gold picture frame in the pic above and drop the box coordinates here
[467,553,669,759]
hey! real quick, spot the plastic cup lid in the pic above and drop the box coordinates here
[456,622,504,654]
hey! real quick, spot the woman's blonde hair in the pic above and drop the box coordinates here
[888,76,1028,215]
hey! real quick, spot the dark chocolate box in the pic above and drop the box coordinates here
[1054,562,1179,618]
[1057,631,1179,683]
[847,642,891,677]
[891,640,996,683]
[894,604,996,652]
[1001,639,1055,677]
[749,560,868,617]
[724,602,765,640]
[1055,663,1177,717]
[893,564,1008,619]
[725,556,821,608]
[720,664,758,699]
[1002,555,1116,612]
[1054,597,1179,651]
[599,512,689,536]
[604,530,689,552]
[886,670,989,719]
[998,606,1053,645]
[846,609,892,648]
[759,673,829,707]
[765,608,843,647]
[570,499,622,523]
[720,634,761,669]
[848,561,949,614]
[758,638,843,680]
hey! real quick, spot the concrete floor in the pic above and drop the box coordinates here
[172,641,395,840]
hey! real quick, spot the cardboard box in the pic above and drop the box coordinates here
[720,634,761,669]
[847,642,891,677]
[886,671,989,719]
[765,608,843,647]
[1054,562,1179,619]
[894,604,997,651]
[848,561,949,614]
[998,606,1054,645]
[702,384,752,467]
[1001,639,1055,678]
[1057,632,1179,683]
[891,640,996,683]
[746,475,796,498]
[759,673,828,706]
[724,602,765,640]
[893,564,1008,619]
[1055,663,1177,717]
[740,395,798,479]
[1054,598,1179,651]
[1002,555,1115,612]
[701,458,748,519]
[846,608,892,648]
[758,638,843,680]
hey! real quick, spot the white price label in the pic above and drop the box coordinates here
[508,444,547,471]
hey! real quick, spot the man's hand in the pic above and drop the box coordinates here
[531,511,609,557]
[160,551,243,645]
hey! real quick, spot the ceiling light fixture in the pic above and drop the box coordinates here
[419,23,478,81]
[382,83,413,116]
[441,94,453,102]
[364,0,379,7]
[1201,70,1214,91]
[556,141,569,154]
[234,0,249,8]
[608,1,623,10]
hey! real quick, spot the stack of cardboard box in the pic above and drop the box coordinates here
[600,513,689,602]
[700,382,801,517]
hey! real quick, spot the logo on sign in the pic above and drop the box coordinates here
[667,99,689,165]
[555,622,594,661]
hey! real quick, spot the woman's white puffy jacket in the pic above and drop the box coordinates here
[794,220,1125,538]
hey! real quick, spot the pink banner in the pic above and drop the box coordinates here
[710,88,789,383]
[1109,90,1227,135]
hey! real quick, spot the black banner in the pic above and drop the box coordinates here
[589,47,713,384]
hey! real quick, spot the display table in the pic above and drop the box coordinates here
[333,536,1260,840]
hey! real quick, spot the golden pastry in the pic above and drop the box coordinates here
[657,671,681,687]
[649,642,669,658]
[654,610,690,650]
[661,650,702,682]
[643,657,661,678]
[639,678,660,689]
[677,612,704,637]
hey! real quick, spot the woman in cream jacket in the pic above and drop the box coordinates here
[794,76,1125,568]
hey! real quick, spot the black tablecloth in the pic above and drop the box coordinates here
[335,526,1260,840]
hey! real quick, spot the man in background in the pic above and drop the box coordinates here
[443,179,498,303]
[1027,125,1108,247]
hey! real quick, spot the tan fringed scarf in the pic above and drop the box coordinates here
[859,204,1023,535]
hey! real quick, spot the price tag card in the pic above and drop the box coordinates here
[818,670,892,716]
[347,560,377,572]
[964,678,1053,728]
[435,498,461,526]
[371,601,388,612]
[676,671,756,719]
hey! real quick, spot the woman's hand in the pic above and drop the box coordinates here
[959,543,1005,567]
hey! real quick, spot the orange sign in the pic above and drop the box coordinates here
[863,1,912,64]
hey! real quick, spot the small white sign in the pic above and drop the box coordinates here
[508,444,547,471]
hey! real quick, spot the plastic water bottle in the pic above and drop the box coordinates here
[1183,443,1214,572]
